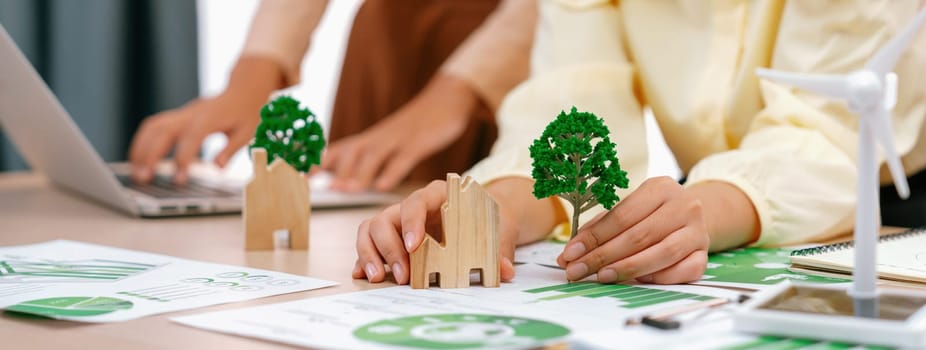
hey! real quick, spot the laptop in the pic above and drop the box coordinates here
[0,24,398,217]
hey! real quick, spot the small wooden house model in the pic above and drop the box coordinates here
[243,148,310,250]
[410,173,499,289]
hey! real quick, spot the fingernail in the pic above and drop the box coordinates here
[566,262,588,281]
[404,232,415,251]
[562,242,586,261]
[365,263,377,279]
[638,274,654,283]
[598,268,618,283]
[392,262,404,283]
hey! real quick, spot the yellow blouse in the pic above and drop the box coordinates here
[466,0,926,246]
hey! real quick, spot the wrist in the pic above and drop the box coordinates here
[423,73,479,117]
[486,177,561,245]
[686,181,760,251]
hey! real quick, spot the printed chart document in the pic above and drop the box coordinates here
[574,314,893,350]
[173,264,739,350]
[515,241,849,290]
[0,240,336,322]
[514,239,565,268]
[698,248,849,289]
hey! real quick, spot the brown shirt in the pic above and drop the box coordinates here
[241,0,536,111]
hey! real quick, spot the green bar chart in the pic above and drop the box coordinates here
[719,335,893,350]
[0,258,157,283]
[523,282,714,309]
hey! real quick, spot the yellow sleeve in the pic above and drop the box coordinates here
[465,0,649,234]
[686,1,926,246]
[439,0,537,111]
[241,0,329,86]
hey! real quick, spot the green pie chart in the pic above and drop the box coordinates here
[6,296,133,318]
[354,314,570,349]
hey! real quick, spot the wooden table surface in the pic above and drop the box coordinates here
[0,172,915,349]
[0,172,392,349]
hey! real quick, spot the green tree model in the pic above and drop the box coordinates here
[249,96,326,173]
[529,107,629,239]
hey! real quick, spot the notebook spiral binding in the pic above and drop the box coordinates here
[789,227,926,257]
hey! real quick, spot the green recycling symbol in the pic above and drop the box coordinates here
[353,313,570,349]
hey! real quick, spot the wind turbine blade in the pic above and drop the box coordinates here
[756,68,849,99]
[867,8,926,75]
[869,106,910,199]
[884,73,898,109]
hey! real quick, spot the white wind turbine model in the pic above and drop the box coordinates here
[756,9,926,318]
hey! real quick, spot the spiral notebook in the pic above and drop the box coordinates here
[789,227,926,285]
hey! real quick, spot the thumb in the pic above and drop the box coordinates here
[214,129,252,168]
[498,218,518,282]
[320,143,342,171]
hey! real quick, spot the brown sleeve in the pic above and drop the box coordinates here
[241,0,329,86]
[440,0,537,111]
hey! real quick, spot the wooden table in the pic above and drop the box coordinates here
[0,172,391,349]
[1,172,916,349]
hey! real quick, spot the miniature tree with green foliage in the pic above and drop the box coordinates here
[249,96,326,173]
[529,107,629,239]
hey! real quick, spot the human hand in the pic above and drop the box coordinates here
[556,176,710,284]
[322,73,478,192]
[352,180,518,284]
[128,56,283,184]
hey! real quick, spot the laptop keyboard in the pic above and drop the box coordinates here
[117,175,238,199]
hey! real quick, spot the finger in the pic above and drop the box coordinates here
[173,125,212,185]
[637,250,708,284]
[348,145,392,192]
[368,205,410,284]
[320,142,340,171]
[399,180,448,253]
[499,223,518,282]
[568,177,679,260]
[595,226,705,284]
[583,210,609,228]
[557,211,608,268]
[374,147,421,192]
[501,257,515,283]
[563,194,695,281]
[355,219,386,282]
[351,259,364,279]
[214,128,253,168]
[130,111,174,164]
[130,117,177,183]
[331,139,361,191]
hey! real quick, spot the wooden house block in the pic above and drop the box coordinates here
[410,173,500,289]
[243,148,310,250]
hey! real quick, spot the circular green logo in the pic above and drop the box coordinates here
[6,296,133,317]
[353,314,570,349]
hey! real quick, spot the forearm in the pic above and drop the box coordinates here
[412,73,479,121]
[487,177,564,245]
[225,55,286,101]
[241,0,327,86]
[687,181,760,252]
[439,0,535,111]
